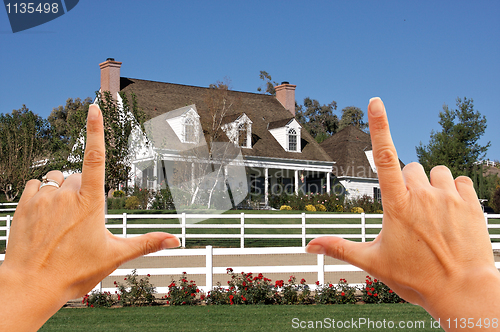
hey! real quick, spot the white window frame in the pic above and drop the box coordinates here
[287,128,298,152]
[183,117,196,143]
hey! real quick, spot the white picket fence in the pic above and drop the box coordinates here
[1,212,500,249]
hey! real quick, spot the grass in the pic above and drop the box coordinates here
[41,304,441,331]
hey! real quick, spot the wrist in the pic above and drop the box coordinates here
[422,265,500,327]
[0,264,68,331]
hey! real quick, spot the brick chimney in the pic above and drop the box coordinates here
[275,82,296,116]
[99,58,122,100]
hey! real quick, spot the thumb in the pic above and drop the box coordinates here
[306,236,376,272]
[113,233,180,264]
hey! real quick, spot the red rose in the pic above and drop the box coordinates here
[314,280,319,285]
[242,296,246,301]
[389,290,393,293]
[341,292,345,296]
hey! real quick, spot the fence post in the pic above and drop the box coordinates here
[181,213,186,247]
[123,213,127,238]
[361,213,366,242]
[240,213,245,249]
[317,254,324,287]
[301,213,306,247]
[6,215,11,247]
[206,245,213,293]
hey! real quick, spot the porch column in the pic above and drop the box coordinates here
[131,163,136,188]
[264,168,269,206]
[191,162,195,192]
[326,172,331,194]
[153,160,158,190]
[294,170,299,195]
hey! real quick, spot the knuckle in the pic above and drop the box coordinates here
[327,245,345,261]
[84,149,105,166]
[141,238,160,256]
[374,147,398,169]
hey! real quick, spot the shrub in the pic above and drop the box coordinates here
[151,188,175,210]
[166,272,201,305]
[113,190,125,198]
[280,205,292,211]
[115,269,157,306]
[314,279,357,304]
[125,196,140,210]
[350,206,364,213]
[375,209,383,214]
[82,290,115,308]
[281,275,313,304]
[305,204,316,212]
[108,197,126,210]
[362,275,404,304]
[314,204,326,212]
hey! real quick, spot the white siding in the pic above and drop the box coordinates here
[339,177,380,200]
[269,127,287,150]
[166,117,183,141]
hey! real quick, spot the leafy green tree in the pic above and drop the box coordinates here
[295,97,338,143]
[416,97,490,178]
[68,91,146,193]
[47,97,91,170]
[257,70,278,96]
[0,106,49,201]
[338,106,368,131]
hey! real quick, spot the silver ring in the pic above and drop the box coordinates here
[40,175,60,189]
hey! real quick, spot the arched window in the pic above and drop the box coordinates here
[184,117,195,143]
[238,123,247,147]
[288,128,297,151]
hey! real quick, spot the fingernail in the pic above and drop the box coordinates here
[305,244,326,255]
[88,104,100,120]
[368,97,384,116]
[161,236,181,249]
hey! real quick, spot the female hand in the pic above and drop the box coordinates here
[0,104,180,331]
[306,98,500,327]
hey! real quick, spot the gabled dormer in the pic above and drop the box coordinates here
[268,118,302,152]
[222,113,253,148]
[164,105,201,144]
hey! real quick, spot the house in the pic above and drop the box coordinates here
[98,59,335,209]
[320,125,404,201]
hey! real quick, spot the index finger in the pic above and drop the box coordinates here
[368,97,407,200]
[80,104,105,199]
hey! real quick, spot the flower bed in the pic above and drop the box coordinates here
[83,269,404,308]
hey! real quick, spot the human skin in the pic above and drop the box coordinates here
[0,104,180,331]
[306,97,500,330]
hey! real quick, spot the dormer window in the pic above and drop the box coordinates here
[221,113,252,148]
[184,117,196,143]
[268,118,302,152]
[288,128,297,151]
[238,123,248,147]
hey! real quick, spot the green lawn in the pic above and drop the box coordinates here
[41,304,441,331]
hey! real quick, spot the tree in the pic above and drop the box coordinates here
[416,97,490,177]
[338,106,368,132]
[47,97,91,170]
[295,97,338,143]
[0,106,49,201]
[257,71,278,96]
[68,91,147,194]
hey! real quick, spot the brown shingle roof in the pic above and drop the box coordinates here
[119,77,332,163]
[320,126,377,179]
[320,126,405,179]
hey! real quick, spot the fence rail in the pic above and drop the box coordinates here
[0,203,17,213]
[1,212,500,249]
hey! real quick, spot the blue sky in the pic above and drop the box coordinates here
[1,0,499,164]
